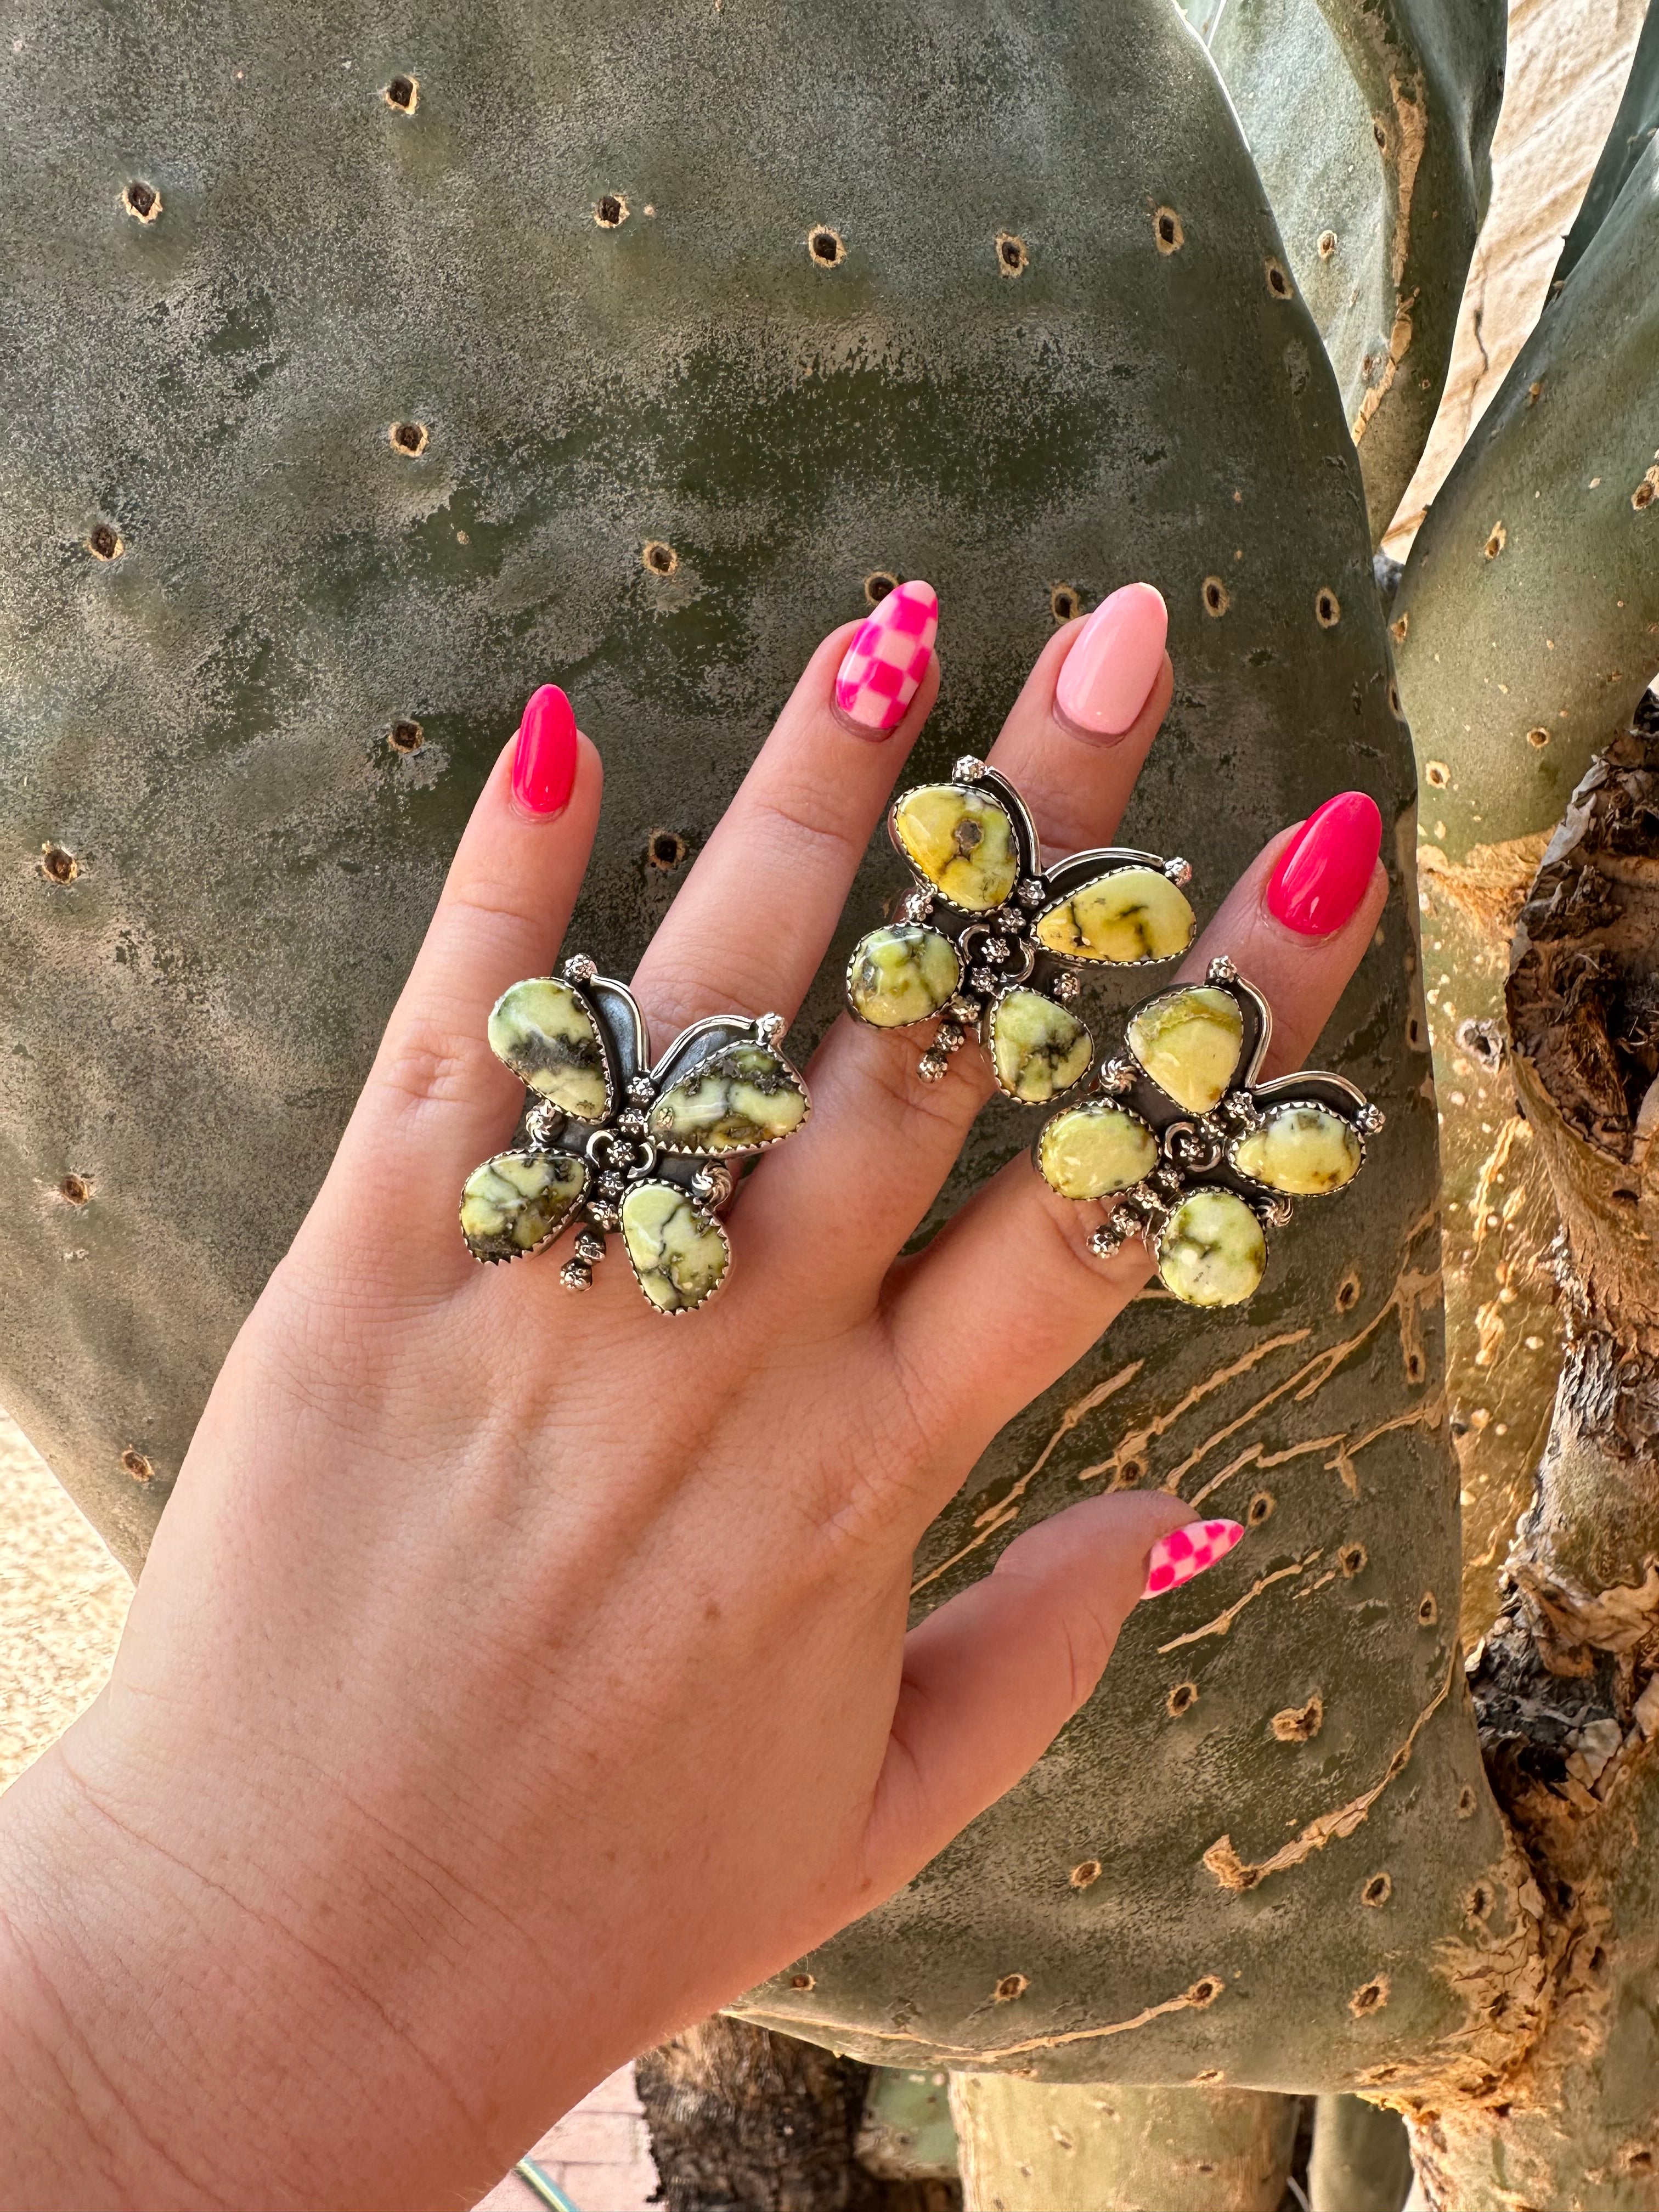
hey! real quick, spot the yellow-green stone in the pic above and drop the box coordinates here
[1233,1104,1362,1195]
[990,988,1093,1102]
[487,977,609,1120]
[1157,1188,1267,1307]
[847,925,961,1028]
[647,1045,808,1153]
[1126,985,1245,1114]
[1034,867,1195,965]
[1038,1103,1158,1200]
[622,1182,730,1312]
[459,1149,586,1262]
[893,783,1018,912]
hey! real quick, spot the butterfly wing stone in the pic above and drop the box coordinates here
[892,783,1019,912]
[1033,866,1194,965]
[1037,1102,1159,1200]
[846,924,962,1029]
[1231,1104,1362,1195]
[460,1150,588,1263]
[1155,1187,1266,1306]
[621,1181,731,1312]
[487,978,611,1121]
[647,1044,809,1153]
[1125,984,1245,1114]
[989,989,1093,1103]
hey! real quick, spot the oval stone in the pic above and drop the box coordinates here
[892,783,1019,912]
[622,1181,731,1313]
[1037,1103,1158,1200]
[989,988,1093,1102]
[847,924,962,1029]
[1232,1103,1362,1195]
[487,977,610,1120]
[459,1149,587,1263]
[1034,866,1195,965]
[1125,984,1245,1114]
[1156,1187,1267,1307]
[648,1043,808,1153]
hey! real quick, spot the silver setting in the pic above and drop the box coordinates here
[460,958,811,1315]
[850,758,1199,1093]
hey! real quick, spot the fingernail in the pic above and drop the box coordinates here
[1054,580,1167,739]
[511,685,579,817]
[1265,791,1383,937]
[834,580,939,735]
[1141,1520,1243,1601]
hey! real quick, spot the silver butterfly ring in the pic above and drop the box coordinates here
[459,955,810,1316]
[1033,956,1383,1307]
[844,755,1198,1102]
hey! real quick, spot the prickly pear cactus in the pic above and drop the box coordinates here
[1192,0,1505,543]
[4,0,1514,2101]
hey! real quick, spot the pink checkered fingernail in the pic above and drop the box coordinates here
[834,579,939,734]
[1141,1519,1244,1600]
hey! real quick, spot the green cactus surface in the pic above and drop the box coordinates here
[1553,0,1659,288]
[2,0,1520,2099]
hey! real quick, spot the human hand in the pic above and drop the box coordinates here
[0,583,1386,2211]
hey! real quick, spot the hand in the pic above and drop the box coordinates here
[0,584,1386,2211]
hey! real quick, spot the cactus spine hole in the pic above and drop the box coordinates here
[1465,1882,1494,1923]
[1048,584,1080,623]
[383,74,418,112]
[1117,1452,1147,1486]
[1372,119,1389,151]
[1069,1859,1102,1888]
[1404,1345,1426,1383]
[59,1173,92,1205]
[1272,1694,1323,1742]
[1418,1591,1438,1626]
[1362,1872,1392,1907]
[1166,1682,1198,1718]
[1387,680,1404,718]
[387,719,424,754]
[1202,575,1229,617]
[648,828,688,872]
[1406,1012,1426,1052]
[994,1973,1029,2002]
[1527,725,1551,749]
[995,231,1029,276]
[1457,1784,1477,1818]
[595,193,628,228]
[1335,1271,1362,1314]
[642,539,678,576]
[1246,1491,1274,1526]
[1315,587,1340,628]
[122,178,161,223]
[808,225,845,267]
[1265,258,1293,299]
[1187,1978,1222,2009]
[1483,521,1508,559]
[789,1972,814,1990]
[1634,470,1658,510]
[40,844,78,884]
[1390,612,1408,643]
[390,420,428,456]
[1425,760,1449,789]
[1317,228,1338,258]
[1339,1542,1367,1578]
[121,1447,154,1483]
[1154,206,1183,255]
[863,569,898,606]
[1350,1977,1389,2017]
[88,523,122,562]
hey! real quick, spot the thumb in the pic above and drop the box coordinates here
[862,1494,1243,1893]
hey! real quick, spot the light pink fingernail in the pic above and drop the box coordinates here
[1141,1519,1243,1600]
[834,579,938,735]
[1054,581,1167,739]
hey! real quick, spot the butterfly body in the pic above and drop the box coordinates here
[461,956,809,1314]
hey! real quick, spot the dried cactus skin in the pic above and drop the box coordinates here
[1553,0,1659,288]
[1198,0,1505,544]
[2,0,1511,2093]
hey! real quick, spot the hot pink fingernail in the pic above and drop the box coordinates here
[834,580,938,735]
[1265,791,1383,937]
[1141,1520,1244,1600]
[1054,580,1168,739]
[512,685,579,817]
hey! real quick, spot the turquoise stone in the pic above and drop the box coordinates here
[487,977,610,1120]
[1034,867,1195,965]
[459,1149,587,1263]
[1156,1188,1267,1307]
[989,988,1093,1102]
[1232,1104,1362,1195]
[647,1044,808,1152]
[1037,1102,1158,1200]
[1126,985,1245,1114]
[847,924,962,1028]
[622,1181,730,1312]
[892,783,1019,912]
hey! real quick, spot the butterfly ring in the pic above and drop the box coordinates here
[845,755,1198,1103]
[459,957,811,1316]
[1034,956,1383,1307]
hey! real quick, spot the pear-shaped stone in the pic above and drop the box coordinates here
[648,1043,808,1153]
[1126,985,1244,1114]
[989,988,1093,1103]
[847,924,962,1029]
[459,1149,587,1263]
[622,1181,730,1313]
[1156,1187,1267,1307]
[892,783,1019,912]
[1232,1104,1362,1196]
[1037,1103,1158,1200]
[1034,866,1195,965]
[487,977,610,1120]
